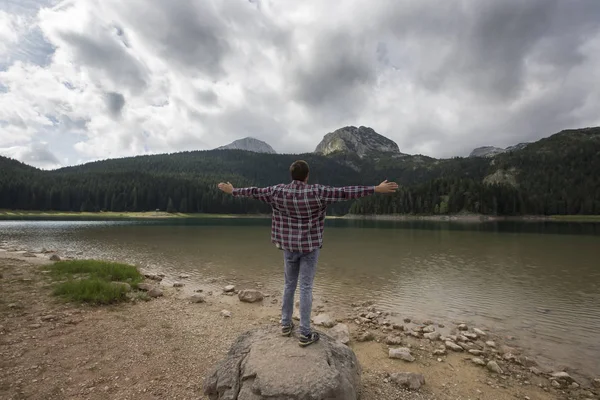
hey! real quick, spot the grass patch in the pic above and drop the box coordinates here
[53,278,129,305]
[46,260,143,305]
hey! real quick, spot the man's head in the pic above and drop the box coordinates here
[290,160,309,182]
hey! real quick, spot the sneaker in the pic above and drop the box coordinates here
[298,332,320,347]
[281,322,294,337]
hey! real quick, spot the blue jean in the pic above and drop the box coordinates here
[281,248,320,336]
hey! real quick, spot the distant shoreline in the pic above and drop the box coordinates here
[1,210,600,222]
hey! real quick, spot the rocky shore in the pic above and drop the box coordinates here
[1,243,599,399]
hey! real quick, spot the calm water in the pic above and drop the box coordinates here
[1,219,600,376]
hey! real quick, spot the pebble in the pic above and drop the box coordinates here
[550,371,574,382]
[357,331,375,342]
[220,310,232,318]
[458,323,468,331]
[433,349,447,356]
[472,357,486,366]
[403,318,411,323]
[223,285,235,293]
[392,324,404,331]
[469,349,484,356]
[173,282,184,288]
[485,340,497,348]
[384,335,403,346]
[445,341,463,352]
[463,332,478,340]
[409,331,421,338]
[473,328,487,336]
[389,372,425,390]
[148,288,163,298]
[49,254,61,261]
[313,314,336,328]
[593,378,600,388]
[487,361,503,374]
[389,347,415,362]
[138,283,153,291]
[329,323,350,345]
[551,380,561,388]
[424,331,441,341]
[178,274,190,279]
[422,325,436,333]
[190,294,205,303]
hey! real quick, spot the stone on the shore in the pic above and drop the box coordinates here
[445,341,463,352]
[433,349,447,356]
[384,335,403,345]
[389,372,425,391]
[111,282,132,292]
[424,331,441,341]
[550,371,574,382]
[144,273,162,281]
[422,326,435,334]
[223,285,235,293]
[473,328,487,337]
[463,332,478,340]
[204,327,361,400]
[472,357,486,366]
[469,349,484,356]
[551,380,561,388]
[238,289,264,303]
[23,252,37,258]
[138,283,153,291]
[389,347,415,362]
[529,367,542,375]
[357,331,375,342]
[593,378,600,388]
[458,323,468,331]
[313,313,336,328]
[49,254,61,261]
[409,331,421,338]
[404,318,411,323]
[173,282,184,288]
[157,272,166,278]
[148,287,163,298]
[179,274,190,279]
[220,310,232,318]
[487,361,503,374]
[485,340,496,348]
[330,323,350,344]
[392,324,404,331]
[190,294,206,303]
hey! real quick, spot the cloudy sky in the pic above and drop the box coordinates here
[1,0,599,169]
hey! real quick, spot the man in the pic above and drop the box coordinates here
[218,160,398,347]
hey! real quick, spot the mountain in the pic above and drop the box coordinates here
[217,137,276,154]
[1,126,599,216]
[315,126,400,158]
[470,143,530,157]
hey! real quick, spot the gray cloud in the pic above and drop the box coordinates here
[105,92,125,118]
[0,142,61,169]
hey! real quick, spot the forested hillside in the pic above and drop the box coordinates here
[1,127,599,216]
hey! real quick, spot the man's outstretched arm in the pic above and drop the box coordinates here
[319,180,399,204]
[217,182,274,203]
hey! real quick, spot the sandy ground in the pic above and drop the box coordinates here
[1,250,597,400]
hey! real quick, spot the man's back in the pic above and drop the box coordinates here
[233,180,375,252]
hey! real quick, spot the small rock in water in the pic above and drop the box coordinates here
[422,325,436,333]
[472,358,486,366]
[190,294,206,303]
[389,372,425,390]
[487,361,503,374]
[238,289,264,303]
[313,314,336,328]
[220,310,232,318]
[550,371,574,382]
[179,274,190,279]
[148,288,163,298]
[389,347,415,362]
[469,349,484,356]
[473,328,487,336]
[173,282,184,288]
[404,318,411,323]
[458,323,468,331]
[49,254,61,261]
[329,324,350,345]
[357,331,375,342]
[223,285,235,293]
[445,341,463,352]
[485,340,497,348]
[385,335,403,346]
[424,331,441,341]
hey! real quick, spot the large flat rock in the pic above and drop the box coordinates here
[204,327,361,400]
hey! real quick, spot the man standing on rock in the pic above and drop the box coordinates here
[218,160,398,347]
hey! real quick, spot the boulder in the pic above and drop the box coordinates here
[313,314,336,328]
[49,254,61,262]
[238,289,264,303]
[330,323,350,344]
[204,327,361,400]
[389,348,415,362]
[389,372,425,391]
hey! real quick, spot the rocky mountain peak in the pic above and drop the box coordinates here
[314,126,400,158]
[217,137,276,154]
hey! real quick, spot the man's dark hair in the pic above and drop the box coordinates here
[290,160,310,181]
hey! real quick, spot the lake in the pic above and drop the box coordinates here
[1,218,599,377]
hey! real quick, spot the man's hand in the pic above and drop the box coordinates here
[375,180,399,194]
[218,182,234,195]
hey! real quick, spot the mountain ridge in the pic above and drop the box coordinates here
[216,137,276,154]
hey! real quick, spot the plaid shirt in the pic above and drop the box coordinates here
[233,180,375,252]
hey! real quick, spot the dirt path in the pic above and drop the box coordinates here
[0,250,592,400]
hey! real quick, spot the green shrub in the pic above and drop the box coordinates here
[48,260,142,286]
